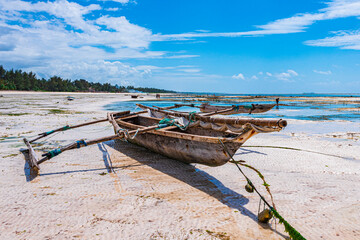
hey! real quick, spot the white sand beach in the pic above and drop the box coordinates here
[0,92,359,239]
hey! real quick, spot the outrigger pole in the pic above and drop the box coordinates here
[23,109,185,172]
[22,110,150,171]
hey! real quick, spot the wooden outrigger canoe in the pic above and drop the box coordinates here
[126,104,286,166]
[22,105,286,171]
[199,103,276,114]
[116,114,256,166]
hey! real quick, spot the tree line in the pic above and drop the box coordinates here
[0,65,175,93]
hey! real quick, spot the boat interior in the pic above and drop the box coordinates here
[116,114,240,139]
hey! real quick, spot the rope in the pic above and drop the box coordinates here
[158,111,197,131]
[76,140,87,148]
[218,138,275,207]
[45,130,55,135]
[44,125,71,136]
[117,128,140,140]
[44,148,62,159]
[271,208,306,240]
[128,128,139,139]
[218,138,306,240]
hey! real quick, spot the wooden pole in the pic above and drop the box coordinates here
[29,110,147,143]
[37,123,163,165]
[201,107,235,116]
[23,138,40,170]
[137,104,287,128]
[154,103,197,110]
[107,112,121,134]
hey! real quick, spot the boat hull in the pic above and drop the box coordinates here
[115,130,242,166]
[199,104,275,114]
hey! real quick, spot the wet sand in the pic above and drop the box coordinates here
[0,91,359,239]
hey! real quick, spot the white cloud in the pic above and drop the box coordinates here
[0,0,200,83]
[257,13,324,33]
[232,73,245,80]
[28,60,151,85]
[1,0,359,86]
[314,70,332,75]
[177,68,201,73]
[105,8,120,11]
[101,0,130,3]
[274,69,298,81]
[165,54,199,59]
[305,30,360,50]
[287,69,298,76]
[251,75,258,80]
[154,0,360,49]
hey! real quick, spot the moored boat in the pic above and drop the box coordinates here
[124,104,286,166]
[199,103,276,114]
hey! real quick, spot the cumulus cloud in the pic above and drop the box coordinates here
[26,60,154,84]
[251,75,258,80]
[314,70,332,75]
[232,73,245,80]
[275,69,298,81]
[0,0,193,83]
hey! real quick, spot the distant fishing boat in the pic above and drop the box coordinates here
[199,103,276,114]
[66,96,75,101]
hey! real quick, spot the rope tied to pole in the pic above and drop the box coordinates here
[76,139,87,148]
[44,125,71,136]
[117,128,139,140]
[44,130,55,136]
[43,148,62,159]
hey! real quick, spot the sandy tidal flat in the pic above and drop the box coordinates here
[0,91,359,239]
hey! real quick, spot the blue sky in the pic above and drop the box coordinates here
[1,0,360,93]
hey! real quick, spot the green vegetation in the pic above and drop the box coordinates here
[0,113,29,116]
[0,65,176,93]
[3,153,18,158]
[48,109,70,114]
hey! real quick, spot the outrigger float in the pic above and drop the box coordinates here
[22,104,306,240]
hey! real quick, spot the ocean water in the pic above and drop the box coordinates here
[104,99,360,123]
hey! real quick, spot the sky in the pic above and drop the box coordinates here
[1,0,360,93]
